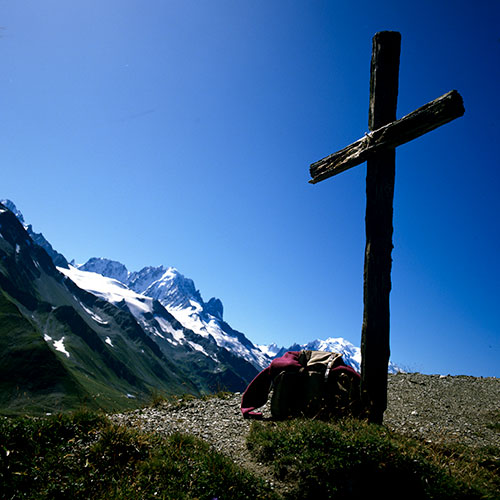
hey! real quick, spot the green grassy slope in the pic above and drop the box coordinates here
[0,292,91,415]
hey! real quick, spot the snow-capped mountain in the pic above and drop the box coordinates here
[77,257,270,371]
[57,264,221,364]
[0,202,200,412]
[1,198,403,418]
[57,264,260,381]
[78,257,129,284]
[0,200,264,414]
[260,337,403,374]
[256,343,282,358]
[0,200,270,374]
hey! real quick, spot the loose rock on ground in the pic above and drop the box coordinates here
[109,373,500,484]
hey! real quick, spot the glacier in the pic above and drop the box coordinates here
[61,261,271,371]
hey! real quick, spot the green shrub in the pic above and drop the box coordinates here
[247,418,498,499]
[0,410,108,499]
[0,411,277,500]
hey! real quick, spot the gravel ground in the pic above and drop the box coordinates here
[385,373,500,449]
[109,373,499,485]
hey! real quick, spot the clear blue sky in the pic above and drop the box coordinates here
[1,1,499,377]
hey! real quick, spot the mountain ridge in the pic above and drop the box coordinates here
[259,337,403,374]
[1,198,403,416]
[0,200,263,415]
[76,257,270,371]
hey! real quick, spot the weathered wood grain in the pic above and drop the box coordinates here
[360,30,400,425]
[309,90,464,184]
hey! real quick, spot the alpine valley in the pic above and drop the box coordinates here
[0,199,401,416]
[0,200,269,415]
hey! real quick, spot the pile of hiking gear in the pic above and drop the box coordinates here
[240,350,361,420]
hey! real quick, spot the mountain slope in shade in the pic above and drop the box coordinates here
[0,203,207,414]
[78,258,270,371]
[0,199,69,269]
[0,202,259,415]
[58,264,259,391]
[260,337,403,374]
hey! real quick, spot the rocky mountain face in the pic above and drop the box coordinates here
[1,199,69,269]
[0,201,265,415]
[76,258,270,371]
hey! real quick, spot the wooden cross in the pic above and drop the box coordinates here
[308,31,464,424]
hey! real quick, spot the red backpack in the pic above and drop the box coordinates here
[241,350,361,420]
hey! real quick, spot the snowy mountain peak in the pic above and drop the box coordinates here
[260,337,403,374]
[257,343,281,358]
[127,265,168,294]
[69,256,269,370]
[78,259,217,319]
[137,267,204,311]
[78,257,130,284]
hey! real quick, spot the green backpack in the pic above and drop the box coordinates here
[270,350,361,420]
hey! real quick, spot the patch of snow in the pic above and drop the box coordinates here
[152,329,165,339]
[189,299,203,312]
[105,336,114,347]
[188,341,209,357]
[58,265,153,316]
[167,307,209,338]
[155,316,185,343]
[80,302,108,325]
[53,337,70,358]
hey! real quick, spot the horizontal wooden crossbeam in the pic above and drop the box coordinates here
[309,90,464,184]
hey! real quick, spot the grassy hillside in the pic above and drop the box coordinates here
[0,292,91,415]
[0,290,197,416]
[1,402,498,499]
[0,410,277,500]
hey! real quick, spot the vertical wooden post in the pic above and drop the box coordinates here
[361,31,401,424]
